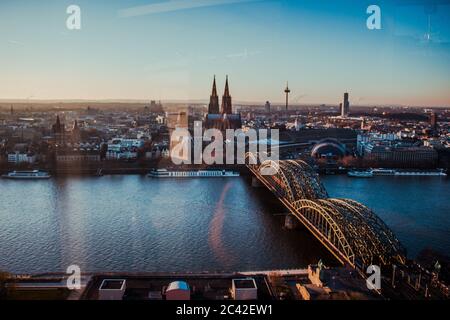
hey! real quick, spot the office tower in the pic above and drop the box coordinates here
[341,92,350,117]
[265,101,271,113]
[430,112,437,130]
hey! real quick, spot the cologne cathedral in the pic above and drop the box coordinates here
[204,76,242,130]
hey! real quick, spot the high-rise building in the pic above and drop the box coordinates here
[221,75,232,114]
[430,112,437,130]
[265,101,271,113]
[341,92,350,117]
[208,76,219,114]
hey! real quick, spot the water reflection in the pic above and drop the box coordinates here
[5,174,445,274]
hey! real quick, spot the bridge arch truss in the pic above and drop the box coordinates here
[246,155,406,269]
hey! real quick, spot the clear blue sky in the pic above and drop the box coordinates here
[1,0,450,106]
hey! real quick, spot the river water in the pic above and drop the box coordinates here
[0,175,448,274]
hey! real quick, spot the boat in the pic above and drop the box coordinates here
[370,168,447,177]
[394,170,447,177]
[148,168,240,178]
[2,170,51,179]
[347,170,373,178]
[372,168,396,176]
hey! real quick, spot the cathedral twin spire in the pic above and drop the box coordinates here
[209,75,219,114]
[208,75,232,114]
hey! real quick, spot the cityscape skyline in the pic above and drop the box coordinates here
[1,0,450,305]
[1,0,450,106]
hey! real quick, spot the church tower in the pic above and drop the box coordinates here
[204,75,241,131]
[208,75,219,114]
[221,75,232,114]
[72,120,81,143]
[52,115,65,145]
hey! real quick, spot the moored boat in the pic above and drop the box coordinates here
[148,168,240,178]
[347,170,373,178]
[394,169,447,176]
[372,168,396,176]
[2,170,51,179]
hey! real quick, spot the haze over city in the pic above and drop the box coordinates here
[1,0,450,106]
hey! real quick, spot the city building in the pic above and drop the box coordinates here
[367,145,438,168]
[52,115,66,145]
[149,100,163,112]
[71,120,81,143]
[56,151,100,163]
[357,132,439,167]
[341,92,350,117]
[98,279,126,300]
[106,138,144,160]
[430,112,437,131]
[295,264,377,300]
[265,101,271,113]
[231,278,258,300]
[7,152,36,164]
[204,76,242,130]
[357,133,401,157]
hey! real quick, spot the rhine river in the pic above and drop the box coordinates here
[0,175,449,274]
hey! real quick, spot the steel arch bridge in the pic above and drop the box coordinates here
[246,155,406,270]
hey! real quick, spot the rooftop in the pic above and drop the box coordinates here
[233,278,257,289]
[99,279,125,290]
[167,281,189,292]
[81,274,273,300]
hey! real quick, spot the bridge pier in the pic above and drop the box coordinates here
[284,214,298,230]
[251,176,262,187]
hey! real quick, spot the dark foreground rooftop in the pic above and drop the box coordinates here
[81,273,273,300]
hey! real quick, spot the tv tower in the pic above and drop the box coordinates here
[284,82,290,111]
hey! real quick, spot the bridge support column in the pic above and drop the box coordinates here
[251,176,262,187]
[284,214,298,230]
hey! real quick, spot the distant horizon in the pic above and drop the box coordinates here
[0,98,449,109]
